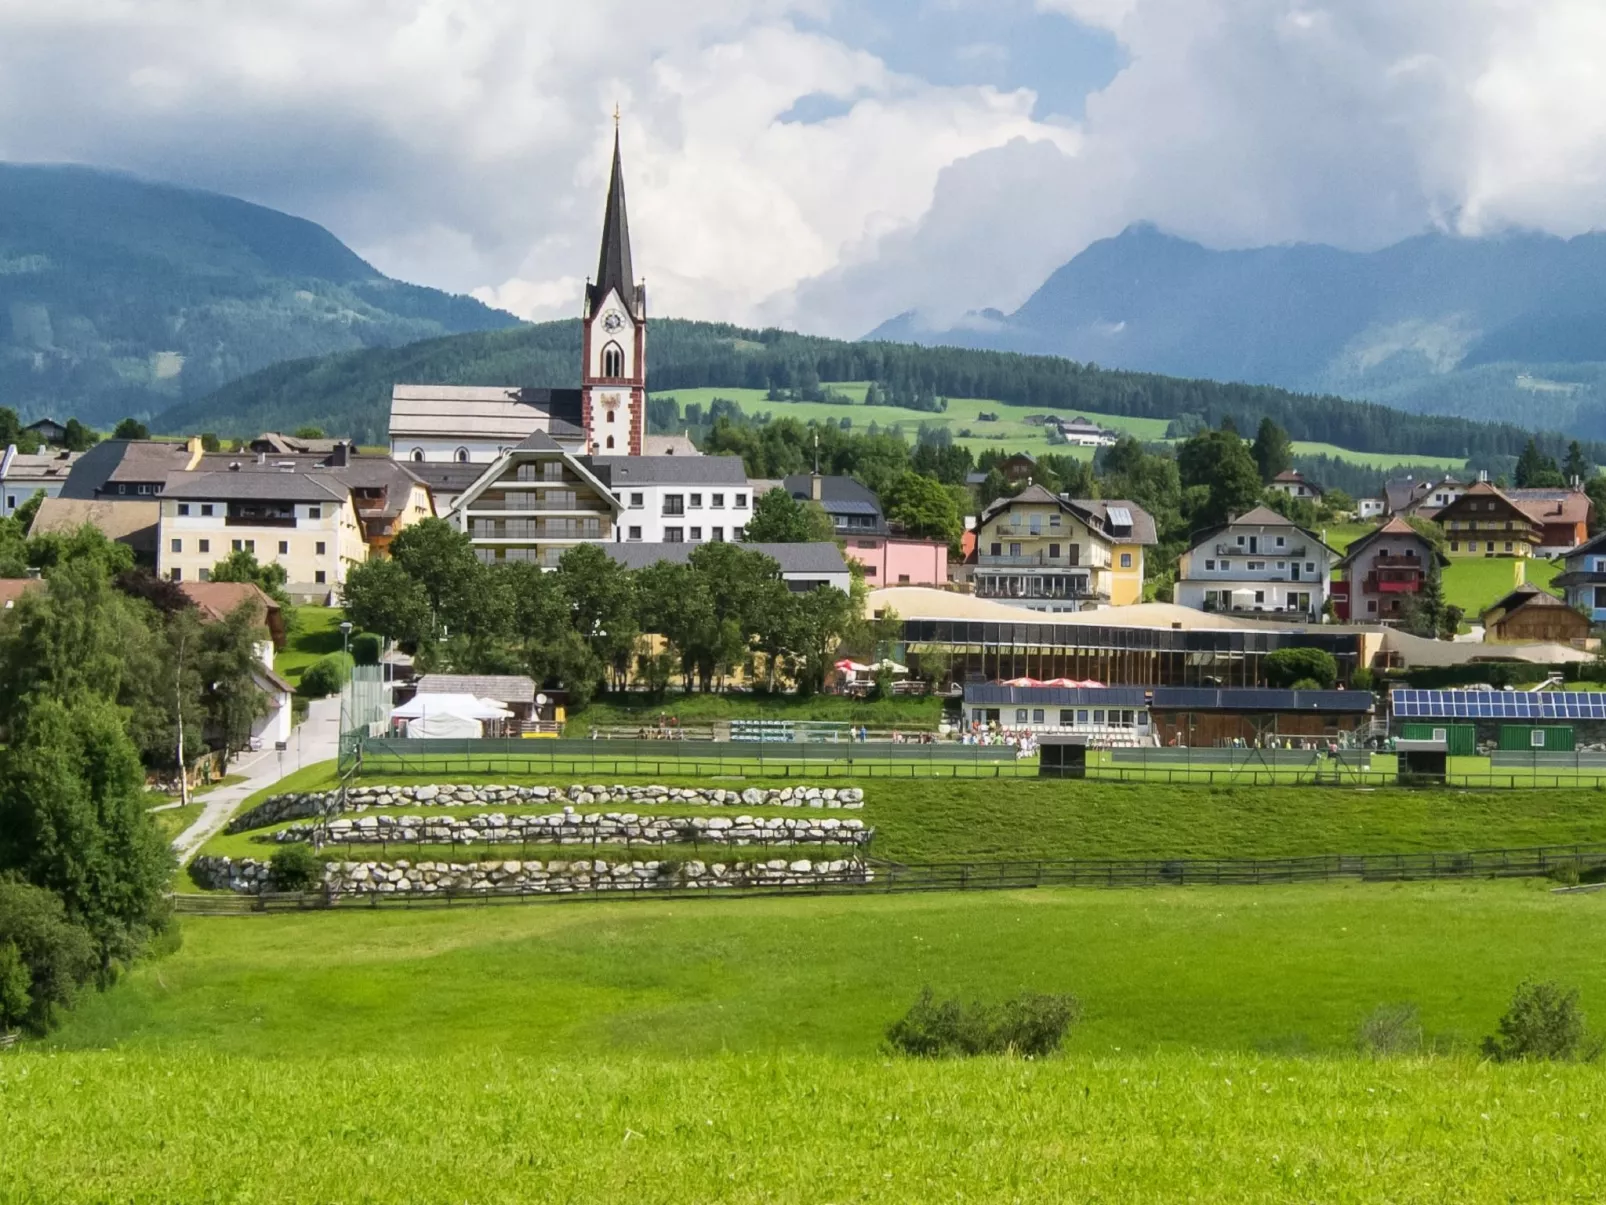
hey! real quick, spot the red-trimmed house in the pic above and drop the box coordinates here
[1332,517,1446,623]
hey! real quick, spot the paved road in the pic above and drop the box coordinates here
[171,696,343,862]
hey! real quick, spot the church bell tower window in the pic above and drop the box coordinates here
[602,342,624,378]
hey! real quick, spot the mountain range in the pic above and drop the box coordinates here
[0,163,518,426]
[870,224,1606,439]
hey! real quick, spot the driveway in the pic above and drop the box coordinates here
[171,696,343,862]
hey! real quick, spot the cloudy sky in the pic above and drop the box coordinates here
[3,0,1606,337]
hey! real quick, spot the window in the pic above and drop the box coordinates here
[606,435,615,449]
[1254,590,1265,604]
[628,525,642,540]
[732,526,744,541]
[1205,559,1216,571]
[629,492,643,509]
[1120,552,1133,568]
[198,569,210,582]
[1049,514,1061,527]
[1276,561,1286,570]
[1032,709,1045,724]
[1076,709,1089,724]
[690,494,703,509]
[1093,710,1105,724]
[1068,544,1080,566]
[1247,561,1264,571]
[712,493,725,508]
[1048,543,1060,559]
[601,341,625,377]
[1305,562,1315,574]
[171,538,182,553]
[664,495,685,516]
[412,448,424,462]
[690,526,703,541]
[1009,542,1022,556]
[665,527,684,542]
[1450,541,1459,552]
[1276,536,1285,547]
[989,543,1002,556]
[198,539,209,554]
[606,410,615,424]
[897,574,910,584]
[315,570,326,584]
[231,539,255,553]
[1236,535,1245,546]
[1029,515,1041,535]
[735,493,747,508]
[315,541,326,555]
[1060,709,1076,726]
[712,527,724,541]
[117,484,127,495]
[863,565,877,578]
[1015,709,1028,724]
[455,448,470,463]
[278,541,288,555]
[1505,542,1513,552]
[169,568,182,582]
[177,503,190,516]
[308,506,321,520]
[1220,559,1232,570]
[137,484,153,495]
[1367,600,1377,613]
[201,504,214,517]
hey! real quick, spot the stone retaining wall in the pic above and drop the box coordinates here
[191,854,872,896]
[228,783,865,834]
[274,809,871,849]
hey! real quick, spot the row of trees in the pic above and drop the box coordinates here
[341,519,875,704]
[0,526,279,1034]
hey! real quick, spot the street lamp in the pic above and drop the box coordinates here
[339,621,353,736]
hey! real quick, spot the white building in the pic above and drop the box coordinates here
[1269,470,1323,501]
[1056,416,1119,447]
[389,385,586,464]
[1174,505,1336,621]
[451,432,623,567]
[0,445,81,516]
[596,456,751,544]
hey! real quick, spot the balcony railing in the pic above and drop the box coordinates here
[226,514,296,528]
[977,553,1086,568]
[974,574,1106,601]
[1212,543,1306,557]
[1372,555,1423,569]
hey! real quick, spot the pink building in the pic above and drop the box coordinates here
[842,536,949,586]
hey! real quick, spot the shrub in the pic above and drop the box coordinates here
[886,987,1079,1058]
[1482,979,1601,1063]
[0,882,99,1034]
[1357,1003,1422,1056]
[299,652,353,699]
[1350,666,1376,693]
[350,632,382,667]
[1289,677,1325,691]
[269,845,325,893]
[1263,648,1337,690]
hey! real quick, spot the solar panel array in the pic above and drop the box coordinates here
[1392,689,1606,719]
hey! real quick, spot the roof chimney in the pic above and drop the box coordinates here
[811,472,822,502]
[256,451,267,466]
[331,441,350,468]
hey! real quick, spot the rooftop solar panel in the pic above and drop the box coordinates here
[1106,506,1133,528]
[1391,689,1603,719]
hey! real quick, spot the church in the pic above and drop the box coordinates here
[387,127,686,464]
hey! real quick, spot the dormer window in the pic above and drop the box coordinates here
[455,447,470,463]
[602,342,625,378]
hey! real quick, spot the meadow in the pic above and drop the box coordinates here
[652,384,1457,473]
[8,1048,1604,1203]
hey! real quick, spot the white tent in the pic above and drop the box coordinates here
[391,693,510,740]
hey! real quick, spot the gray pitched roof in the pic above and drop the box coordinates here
[161,470,346,503]
[590,455,748,486]
[782,474,882,509]
[416,674,537,704]
[1067,498,1159,546]
[603,541,847,576]
[59,440,193,498]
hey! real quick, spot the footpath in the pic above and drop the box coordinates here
[171,696,343,863]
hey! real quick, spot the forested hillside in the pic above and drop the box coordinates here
[0,164,518,426]
[160,317,1597,463]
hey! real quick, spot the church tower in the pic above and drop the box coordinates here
[581,125,646,456]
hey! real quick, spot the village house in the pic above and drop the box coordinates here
[1331,517,1445,623]
[1174,506,1335,621]
[1481,584,1591,646]
[968,485,1154,612]
[1434,480,1541,558]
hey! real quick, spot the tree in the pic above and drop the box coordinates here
[61,419,98,453]
[1565,441,1590,483]
[0,882,98,1034]
[389,518,483,625]
[1177,430,1263,528]
[1252,418,1293,484]
[0,695,173,965]
[786,585,855,694]
[341,557,431,645]
[1482,979,1600,1063]
[208,547,296,623]
[1262,647,1337,690]
[1515,438,1565,488]
[744,487,835,543]
[883,471,963,550]
[26,522,135,579]
[196,601,272,768]
[555,543,638,677]
[11,490,45,535]
[1589,476,1606,537]
[112,418,149,441]
[292,426,327,440]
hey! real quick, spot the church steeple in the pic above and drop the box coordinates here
[586,127,640,317]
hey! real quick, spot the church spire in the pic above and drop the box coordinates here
[587,127,638,316]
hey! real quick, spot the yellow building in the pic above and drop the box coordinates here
[969,485,1155,611]
[1434,480,1540,558]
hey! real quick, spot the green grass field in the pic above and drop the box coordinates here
[653,385,1450,474]
[9,1047,1605,1202]
[274,604,346,690]
[1441,556,1561,617]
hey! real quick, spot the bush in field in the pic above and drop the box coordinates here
[886,987,1079,1057]
[1263,647,1337,690]
[299,652,353,699]
[350,633,382,667]
[1357,1003,1422,1056]
[0,881,99,1034]
[269,845,325,893]
[1482,979,1601,1063]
